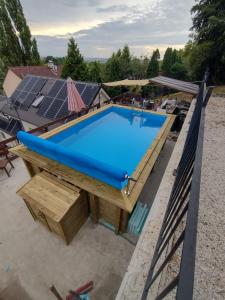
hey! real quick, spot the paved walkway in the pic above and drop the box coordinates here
[194,97,225,299]
[0,159,134,300]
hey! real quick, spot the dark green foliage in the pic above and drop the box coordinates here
[87,61,102,83]
[190,0,225,82]
[105,45,133,81]
[0,57,7,91]
[161,48,173,76]
[105,52,122,81]
[146,49,160,78]
[130,56,149,79]
[5,0,33,63]
[0,0,41,70]
[121,45,132,78]
[0,0,24,65]
[170,62,188,80]
[161,47,188,80]
[61,38,88,81]
[31,38,41,65]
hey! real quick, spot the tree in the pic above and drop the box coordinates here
[0,0,24,65]
[190,0,225,82]
[105,53,122,81]
[31,38,41,65]
[161,47,173,76]
[170,62,188,80]
[61,38,87,81]
[0,57,7,91]
[87,61,102,83]
[121,45,132,78]
[0,0,41,66]
[146,49,160,78]
[183,40,211,80]
[130,56,149,79]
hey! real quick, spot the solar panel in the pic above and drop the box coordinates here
[24,76,38,92]
[0,117,8,130]
[31,78,47,93]
[11,90,21,103]
[81,85,99,106]
[22,93,37,110]
[55,100,69,119]
[45,99,64,119]
[37,96,54,116]
[75,83,86,95]
[6,119,16,133]
[16,76,31,91]
[48,80,64,98]
[17,91,29,104]
[57,83,67,100]
[11,120,22,135]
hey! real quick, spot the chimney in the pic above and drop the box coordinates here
[48,60,54,69]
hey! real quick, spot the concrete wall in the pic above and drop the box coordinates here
[116,100,196,300]
[3,70,21,97]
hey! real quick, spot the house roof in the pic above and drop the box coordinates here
[0,115,22,136]
[149,76,199,95]
[9,66,62,79]
[103,76,199,95]
[0,75,102,127]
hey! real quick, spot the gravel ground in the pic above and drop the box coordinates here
[194,97,225,299]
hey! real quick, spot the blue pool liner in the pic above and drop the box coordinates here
[17,131,128,189]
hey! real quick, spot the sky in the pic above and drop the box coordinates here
[20,0,195,58]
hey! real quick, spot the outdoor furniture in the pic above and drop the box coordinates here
[0,158,14,177]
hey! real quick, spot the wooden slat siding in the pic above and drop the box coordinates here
[11,105,175,213]
[24,199,37,220]
[89,194,99,224]
[98,198,121,230]
[115,208,122,234]
[61,191,89,244]
[128,115,176,206]
[17,172,89,244]
[17,172,80,222]
[23,160,41,177]
[120,210,129,232]
[11,146,133,211]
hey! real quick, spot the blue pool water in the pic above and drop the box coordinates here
[17,106,167,189]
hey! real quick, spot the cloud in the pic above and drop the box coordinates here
[97,5,129,13]
[21,0,195,57]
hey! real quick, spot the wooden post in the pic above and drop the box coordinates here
[23,159,40,177]
[89,194,99,224]
[115,208,122,234]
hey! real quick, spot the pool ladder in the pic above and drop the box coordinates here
[125,176,137,196]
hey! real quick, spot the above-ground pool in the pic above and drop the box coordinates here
[17,106,167,190]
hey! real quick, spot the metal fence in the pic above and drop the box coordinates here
[141,73,213,300]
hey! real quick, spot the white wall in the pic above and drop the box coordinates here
[93,88,110,107]
[3,70,21,97]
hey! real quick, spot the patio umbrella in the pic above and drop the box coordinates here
[67,77,86,112]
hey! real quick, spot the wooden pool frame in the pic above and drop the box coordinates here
[11,104,175,217]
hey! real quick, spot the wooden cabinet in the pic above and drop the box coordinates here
[17,171,89,244]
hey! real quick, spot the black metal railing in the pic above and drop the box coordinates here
[141,73,213,300]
